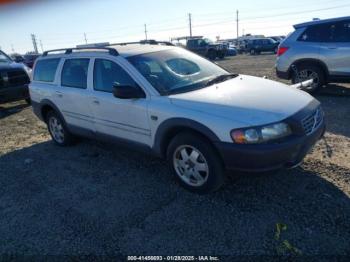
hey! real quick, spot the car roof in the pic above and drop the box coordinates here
[294,16,350,29]
[39,44,176,59]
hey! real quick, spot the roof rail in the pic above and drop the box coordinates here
[109,40,174,46]
[170,36,203,41]
[42,47,119,56]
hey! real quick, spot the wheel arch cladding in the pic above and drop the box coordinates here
[40,99,66,123]
[290,58,329,79]
[153,118,220,158]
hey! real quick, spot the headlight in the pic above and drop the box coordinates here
[231,122,291,144]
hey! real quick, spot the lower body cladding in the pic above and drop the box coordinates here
[215,121,325,172]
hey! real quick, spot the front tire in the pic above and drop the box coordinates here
[167,133,226,193]
[46,111,75,146]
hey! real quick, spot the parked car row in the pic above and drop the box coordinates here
[172,36,228,60]
[10,52,40,68]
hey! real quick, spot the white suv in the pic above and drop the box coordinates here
[29,43,325,193]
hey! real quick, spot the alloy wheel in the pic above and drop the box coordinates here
[49,116,64,144]
[173,145,209,187]
[297,69,319,91]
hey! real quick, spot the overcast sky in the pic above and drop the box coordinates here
[0,0,349,54]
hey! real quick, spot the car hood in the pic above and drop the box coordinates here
[0,61,26,71]
[169,75,314,126]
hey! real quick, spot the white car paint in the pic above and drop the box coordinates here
[169,75,313,126]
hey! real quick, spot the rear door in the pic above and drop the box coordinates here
[319,19,350,77]
[57,58,95,132]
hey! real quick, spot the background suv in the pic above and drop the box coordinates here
[276,16,350,93]
[0,50,31,104]
[173,37,227,60]
[246,38,279,55]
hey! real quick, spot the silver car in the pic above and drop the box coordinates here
[276,16,350,93]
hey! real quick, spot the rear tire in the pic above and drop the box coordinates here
[167,133,226,193]
[46,111,75,146]
[292,64,325,94]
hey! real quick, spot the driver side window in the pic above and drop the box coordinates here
[93,59,136,93]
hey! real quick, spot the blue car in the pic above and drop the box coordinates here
[227,45,237,56]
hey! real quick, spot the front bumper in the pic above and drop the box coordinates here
[215,99,326,172]
[0,84,29,103]
[215,121,325,172]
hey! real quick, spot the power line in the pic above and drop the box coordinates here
[241,3,350,20]
[192,0,348,18]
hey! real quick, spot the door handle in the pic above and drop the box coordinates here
[55,91,63,98]
[328,47,338,50]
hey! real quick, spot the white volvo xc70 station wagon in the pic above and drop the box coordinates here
[29,43,325,193]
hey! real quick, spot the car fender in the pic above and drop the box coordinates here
[152,117,220,157]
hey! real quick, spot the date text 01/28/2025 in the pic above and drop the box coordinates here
[127,255,220,261]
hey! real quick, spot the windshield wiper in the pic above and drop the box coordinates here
[204,73,238,87]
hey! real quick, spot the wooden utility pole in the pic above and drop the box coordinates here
[189,13,192,37]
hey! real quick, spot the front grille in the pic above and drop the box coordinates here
[0,70,29,89]
[302,107,323,135]
[7,70,30,86]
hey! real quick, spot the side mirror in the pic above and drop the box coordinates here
[112,83,146,99]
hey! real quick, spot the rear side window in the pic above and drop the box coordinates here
[332,20,350,42]
[61,58,89,89]
[298,24,330,42]
[93,59,135,93]
[33,58,60,82]
[299,21,350,42]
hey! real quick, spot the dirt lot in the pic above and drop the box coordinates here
[0,54,349,259]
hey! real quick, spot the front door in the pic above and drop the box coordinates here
[320,19,350,77]
[90,58,151,146]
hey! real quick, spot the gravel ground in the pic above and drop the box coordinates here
[0,54,349,260]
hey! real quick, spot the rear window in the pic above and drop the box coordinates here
[61,58,89,89]
[33,58,60,82]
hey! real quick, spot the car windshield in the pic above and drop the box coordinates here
[0,51,11,63]
[203,38,213,44]
[127,48,233,95]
